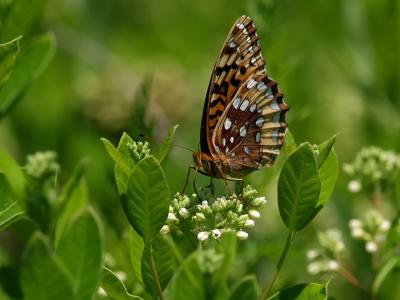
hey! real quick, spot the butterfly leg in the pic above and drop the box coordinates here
[181,166,196,194]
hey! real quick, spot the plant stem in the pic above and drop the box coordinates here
[260,230,296,300]
[338,266,368,293]
[149,245,165,300]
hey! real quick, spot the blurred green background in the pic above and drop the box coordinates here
[0,0,399,299]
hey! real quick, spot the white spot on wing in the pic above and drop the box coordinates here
[215,145,220,154]
[229,41,236,48]
[230,136,234,143]
[222,138,226,147]
[240,99,249,111]
[256,132,261,143]
[232,97,240,109]
[237,23,245,29]
[250,57,257,64]
[272,130,279,142]
[244,146,250,155]
[246,37,251,43]
[257,82,267,91]
[230,152,236,158]
[256,117,264,127]
[250,103,257,112]
[273,114,281,124]
[224,118,232,130]
[247,79,257,89]
[269,100,280,110]
[240,126,247,137]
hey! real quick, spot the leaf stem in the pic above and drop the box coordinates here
[149,245,165,300]
[260,230,296,300]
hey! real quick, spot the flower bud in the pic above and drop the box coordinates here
[167,212,178,222]
[251,196,267,206]
[349,219,362,228]
[249,210,261,219]
[365,241,378,253]
[351,227,364,238]
[236,231,248,240]
[306,249,318,260]
[244,219,255,227]
[197,231,210,241]
[327,260,339,271]
[160,225,170,234]
[307,262,321,275]
[379,220,390,232]
[179,207,189,218]
[348,180,362,193]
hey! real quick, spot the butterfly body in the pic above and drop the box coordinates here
[194,15,288,180]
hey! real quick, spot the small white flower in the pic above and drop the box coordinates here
[349,219,362,228]
[307,262,321,275]
[192,193,197,198]
[348,180,362,193]
[201,200,209,207]
[160,225,170,234]
[307,249,318,260]
[379,220,390,232]
[211,229,222,239]
[179,207,189,218]
[167,212,178,222]
[365,241,378,253]
[236,231,249,240]
[97,287,107,296]
[244,219,255,227]
[196,212,206,221]
[249,210,261,219]
[252,196,267,206]
[115,271,127,282]
[197,231,210,241]
[327,260,339,271]
[351,227,364,238]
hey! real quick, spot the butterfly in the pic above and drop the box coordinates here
[192,15,289,180]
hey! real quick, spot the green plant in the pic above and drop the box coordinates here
[101,128,338,300]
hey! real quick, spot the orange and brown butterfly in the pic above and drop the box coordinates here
[192,15,289,180]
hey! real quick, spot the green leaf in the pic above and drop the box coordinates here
[0,173,24,230]
[0,0,46,41]
[124,155,170,241]
[372,256,400,295]
[317,149,338,207]
[115,132,136,194]
[141,235,174,297]
[268,282,328,300]
[0,32,56,118]
[0,36,21,87]
[101,268,143,300]
[0,148,25,198]
[228,275,258,300]
[278,143,321,231]
[129,228,144,285]
[156,125,179,163]
[317,135,336,169]
[168,253,204,300]
[57,209,103,300]
[101,137,131,193]
[20,233,74,300]
[54,178,88,246]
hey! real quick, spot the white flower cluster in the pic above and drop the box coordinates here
[306,229,345,275]
[161,185,267,242]
[343,146,400,194]
[127,140,150,163]
[349,210,390,253]
[25,151,60,178]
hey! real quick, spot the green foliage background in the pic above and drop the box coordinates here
[0,0,399,299]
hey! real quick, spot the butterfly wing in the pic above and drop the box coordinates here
[200,15,265,155]
[212,73,288,177]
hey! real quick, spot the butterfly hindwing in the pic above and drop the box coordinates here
[200,15,266,155]
[212,73,288,176]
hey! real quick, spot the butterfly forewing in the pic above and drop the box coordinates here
[200,15,266,155]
